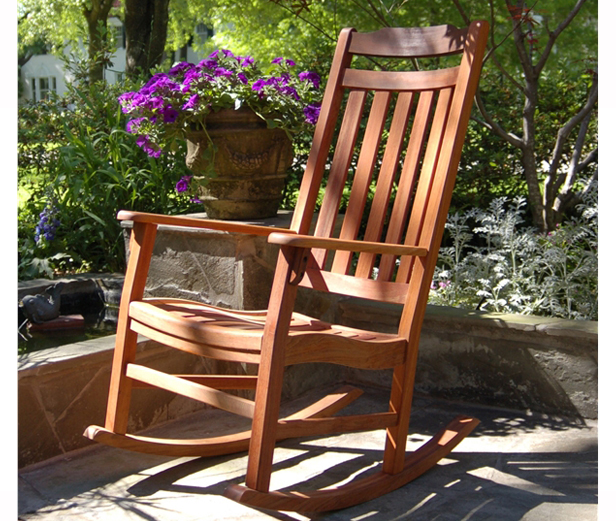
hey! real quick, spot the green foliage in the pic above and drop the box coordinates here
[18,0,122,59]
[18,78,198,280]
[429,184,597,320]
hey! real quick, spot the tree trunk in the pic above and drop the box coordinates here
[124,0,171,78]
[82,0,115,84]
[471,0,596,232]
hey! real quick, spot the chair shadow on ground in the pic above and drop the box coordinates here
[121,400,597,521]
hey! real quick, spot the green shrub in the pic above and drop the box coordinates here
[429,184,597,320]
[18,79,199,280]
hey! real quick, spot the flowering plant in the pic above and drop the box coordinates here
[118,49,322,163]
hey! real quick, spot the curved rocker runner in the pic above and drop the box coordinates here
[83,20,489,513]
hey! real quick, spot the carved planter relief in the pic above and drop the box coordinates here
[185,108,294,220]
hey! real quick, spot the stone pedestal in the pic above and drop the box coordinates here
[122,211,292,310]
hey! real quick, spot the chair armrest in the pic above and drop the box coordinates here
[268,232,428,257]
[117,210,294,237]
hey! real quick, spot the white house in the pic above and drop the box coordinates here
[19,17,212,102]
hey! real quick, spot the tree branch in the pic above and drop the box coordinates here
[548,70,598,189]
[534,0,587,75]
[451,0,528,133]
[578,148,598,172]
[270,0,338,43]
[473,91,524,149]
[506,0,538,81]
[451,0,471,26]
[553,102,595,196]
[358,0,392,27]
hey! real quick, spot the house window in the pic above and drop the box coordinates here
[113,25,125,49]
[195,23,214,43]
[31,76,57,101]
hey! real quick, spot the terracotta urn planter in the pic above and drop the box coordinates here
[185,108,294,220]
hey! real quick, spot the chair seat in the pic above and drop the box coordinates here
[129,298,408,368]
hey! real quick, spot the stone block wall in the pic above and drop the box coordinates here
[338,300,598,420]
[18,336,209,468]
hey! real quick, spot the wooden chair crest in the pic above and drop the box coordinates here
[84,21,489,512]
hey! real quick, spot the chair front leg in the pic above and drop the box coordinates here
[245,246,303,492]
[105,221,158,434]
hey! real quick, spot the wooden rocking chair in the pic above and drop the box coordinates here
[85,21,489,512]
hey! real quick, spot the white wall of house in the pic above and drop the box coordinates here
[19,17,211,102]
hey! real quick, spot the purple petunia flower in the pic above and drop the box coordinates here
[252,79,266,92]
[299,71,321,89]
[300,71,321,89]
[119,49,321,162]
[182,94,199,110]
[278,85,300,100]
[169,61,193,76]
[136,135,162,158]
[141,72,168,90]
[241,56,254,67]
[175,175,192,193]
[118,91,136,107]
[118,92,136,103]
[214,67,233,78]
[303,103,321,124]
[162,105,179,123]
[145,96,165,110]
[198,59,218,70]
[126,117,146,133]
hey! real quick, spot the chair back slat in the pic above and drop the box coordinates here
[299,268,409,304]
[396,86,453,283]
[312,89,367,267]
[353,91,415,279]
[291,21,489,318]
[331,90,392,275]
[377,90,434,281]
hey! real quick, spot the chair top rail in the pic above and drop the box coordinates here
[348,24,468,58]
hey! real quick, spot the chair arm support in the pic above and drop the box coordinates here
[117,210,294,237]
[268,232,428,257]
